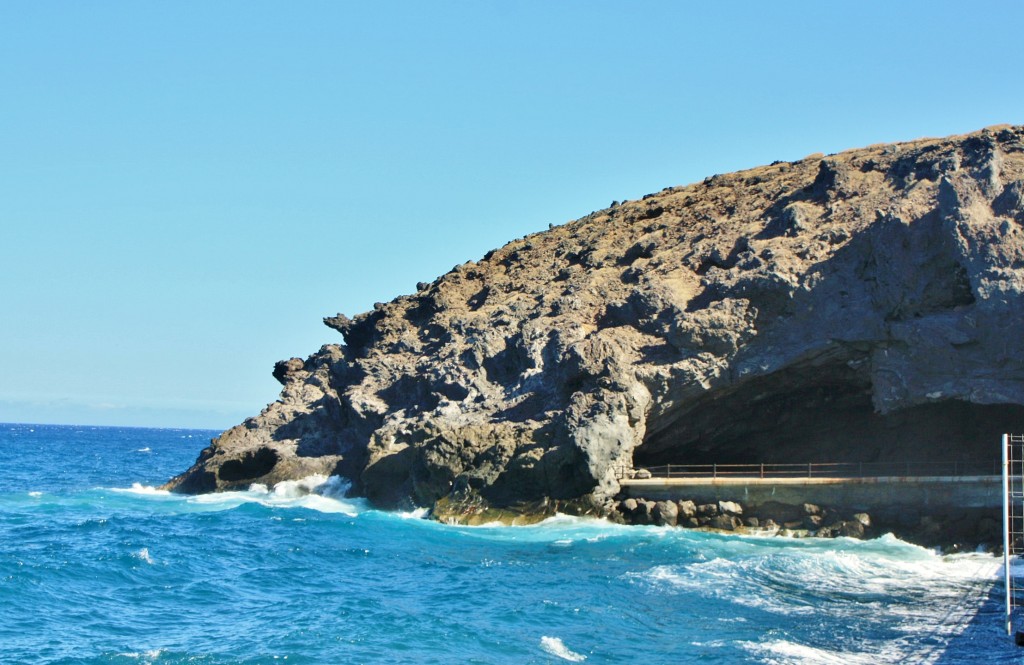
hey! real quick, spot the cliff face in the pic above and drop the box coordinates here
[165,126,1024,521]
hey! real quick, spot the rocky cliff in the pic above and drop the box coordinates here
[165,126,1024,524]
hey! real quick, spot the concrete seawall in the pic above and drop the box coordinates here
[616,475,1002,548]
[619,475,1002,511]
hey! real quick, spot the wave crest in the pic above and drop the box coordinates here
[540,636,586,662]
[112,475,363,516]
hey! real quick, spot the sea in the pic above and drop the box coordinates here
[1,423,1021,664]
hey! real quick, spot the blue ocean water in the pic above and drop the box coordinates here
[0,424,1019,664]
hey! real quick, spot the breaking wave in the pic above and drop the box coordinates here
[540,636,587,661]
[110,475,366,516]
[628,534,1002,663]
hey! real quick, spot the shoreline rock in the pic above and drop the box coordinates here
[612,495,1000,551]
[165,126,1024,548]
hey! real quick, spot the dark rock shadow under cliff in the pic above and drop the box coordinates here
[637,363,1024,469]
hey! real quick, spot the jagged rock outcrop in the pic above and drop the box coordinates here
[165,126,1024,522]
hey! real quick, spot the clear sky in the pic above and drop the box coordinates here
[2,1,1023,429]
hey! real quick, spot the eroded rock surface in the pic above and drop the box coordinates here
[165,126,1024,522]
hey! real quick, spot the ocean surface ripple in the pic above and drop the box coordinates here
[0,424,1017,664]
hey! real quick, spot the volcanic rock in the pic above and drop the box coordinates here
[677,500,697,519]
[165,126,1024,523]
[653,500,679,527]
[719,500,743,515]
[710,514,742,531]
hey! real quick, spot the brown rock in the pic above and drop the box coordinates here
[677,500,697,518]
[710,514,742,531]
[697,503,719,517]
[719,500,743,516]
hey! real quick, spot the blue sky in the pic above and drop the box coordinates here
[2,1,1023,429]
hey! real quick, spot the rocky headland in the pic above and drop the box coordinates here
[165,126,1024,546]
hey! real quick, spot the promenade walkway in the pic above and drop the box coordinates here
[616,461,1002,510]
[618,461,1000,481]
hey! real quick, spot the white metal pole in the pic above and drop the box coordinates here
[1004,432,1012,636]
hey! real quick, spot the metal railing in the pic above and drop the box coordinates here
[616,460,1000,480]
[1003,433,1024,637]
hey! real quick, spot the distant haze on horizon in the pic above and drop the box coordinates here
[2,1,1022,430]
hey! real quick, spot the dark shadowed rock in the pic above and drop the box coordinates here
[697,503,719,517]
[165,126,1024,527]
[636,500,656,525]
[272,358,305,385]
[839,520,866,538]
[710,514,742,531]
[803,515,823,529]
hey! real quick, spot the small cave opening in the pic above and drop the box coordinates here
[635,352,1024,470]
[218,446,280,483]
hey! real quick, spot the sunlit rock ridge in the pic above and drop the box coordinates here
[166,126,1024,523]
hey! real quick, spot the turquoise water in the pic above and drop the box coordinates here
[0,424,1019,664]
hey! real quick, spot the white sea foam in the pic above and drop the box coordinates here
[688,639,728,648]
[134,548,154,565]
[136,447,151,453]
[311,474,350,499]
[638,533,998,590]
[108,475,364,515]
[630,535,1002,663]
[191,475,364,515]
[111,483,172,496]
[118,649,163,663]
[254,475,361,514]
[27,491,42,498]
[540,636,586,662]
[266,475,326,498]
[451,513,638,543]
[741,639,876,664]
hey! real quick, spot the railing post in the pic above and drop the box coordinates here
[713,464,717,479]
[808,463,812,478]
[760,463,764,479]
[1003,433,1011,635]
